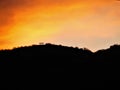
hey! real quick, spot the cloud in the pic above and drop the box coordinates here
[0,0,71,27]
[0,0,82,35]
[0,0,120,50]
[0,0,31,26]
[0,0,115,27]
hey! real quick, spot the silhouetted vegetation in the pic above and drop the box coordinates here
[0,43,119,88]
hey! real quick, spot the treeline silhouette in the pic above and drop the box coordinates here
[0,43,119,89]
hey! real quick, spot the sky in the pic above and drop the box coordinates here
[0,0,120,51]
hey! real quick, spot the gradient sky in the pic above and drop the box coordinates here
[0,0,120,51]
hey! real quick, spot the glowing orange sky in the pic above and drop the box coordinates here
[0,0,120,51]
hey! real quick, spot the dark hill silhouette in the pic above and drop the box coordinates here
[0,43,119,89]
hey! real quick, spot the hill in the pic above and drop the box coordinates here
[0,43,119,88]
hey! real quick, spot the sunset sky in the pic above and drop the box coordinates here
[0,0,120,51]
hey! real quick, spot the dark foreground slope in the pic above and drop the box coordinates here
[0,43,120,88]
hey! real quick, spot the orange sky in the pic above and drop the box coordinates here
[0,0,120,51]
